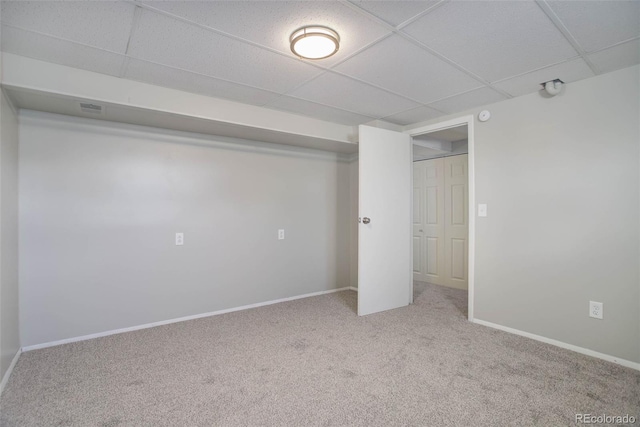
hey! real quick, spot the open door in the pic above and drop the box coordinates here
[358,125,412,316]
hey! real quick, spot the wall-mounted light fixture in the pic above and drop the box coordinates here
[541,78,564,96]
[290,26,340,60]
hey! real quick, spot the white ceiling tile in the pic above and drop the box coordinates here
[0,1,135,53]
[429,87,507,114]
[2,1,633,129]
[289,71,420,118]
[493,59,595,97]
[402,0,578,82]
[381,105,443,126]
[546,0,640,53]
[266,96,375,126]
[587,39,640,74]
[1,26,125,77]
[124,59,281,107]
[142,1,392,66]
[128,10,323,94]
[334,35,482,104]
[348,1,440,27]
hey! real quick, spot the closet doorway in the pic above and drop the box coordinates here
[410,121,472,309]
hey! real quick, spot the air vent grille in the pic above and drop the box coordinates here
[79,103,103,114]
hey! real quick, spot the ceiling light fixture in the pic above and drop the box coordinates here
[290,26,340,60]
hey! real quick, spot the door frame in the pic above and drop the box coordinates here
[405,115,475,321]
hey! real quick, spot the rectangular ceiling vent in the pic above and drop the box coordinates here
[79,102,104,115]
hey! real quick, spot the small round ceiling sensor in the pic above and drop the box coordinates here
[478,110,491,122]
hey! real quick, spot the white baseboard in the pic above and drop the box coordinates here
[348,287,358,292]
[0,348,22,395]
[22,287,352,352]
[472,318,640,371]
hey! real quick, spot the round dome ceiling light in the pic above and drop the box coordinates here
[290,26,340,60]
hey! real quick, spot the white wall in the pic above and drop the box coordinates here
[0,89,20,381]
[407,65,640,363]
[19,111,351,347]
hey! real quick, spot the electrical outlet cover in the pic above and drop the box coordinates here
[589,301,603,319]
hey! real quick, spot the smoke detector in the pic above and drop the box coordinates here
[541,79,564,96]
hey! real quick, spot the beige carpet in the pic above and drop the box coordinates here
[1,283,638,426]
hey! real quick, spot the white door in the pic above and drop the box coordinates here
[413,163,426,280]
[413,159,445,285]
[443,155,468,289]
[358,125,412,316]
[415,155,468,289]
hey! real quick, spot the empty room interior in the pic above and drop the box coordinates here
[0,1,639,425]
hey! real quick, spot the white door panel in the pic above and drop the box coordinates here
[451,185,465,225]
[451,238,466,280]
[444,155,468,289]
[423,159,445,285]
[414,154,468,289]
[358,125,412,316]
[413,237,422,274]
[426,237,438,275]
[413,167,425,280]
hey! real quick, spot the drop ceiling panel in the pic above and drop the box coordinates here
[0,1,135,53]
[124,59,281,107]
[587,39,640,74]
[381,105,443,126]
[429,87,506,115]
[288,71,420,118]
[334,35,482,104]
[494,59,595,97]
[142,1,392,66]
[348,0,441,27]
[266,96,375,126]
[0,1,635,131]
[546,0,640,53]
[128,9,323,93]
[1,26,126,77]
[402,0,578,82]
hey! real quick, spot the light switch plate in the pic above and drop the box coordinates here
[478,204,487,217]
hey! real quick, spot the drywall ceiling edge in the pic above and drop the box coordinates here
[1,53,359,150]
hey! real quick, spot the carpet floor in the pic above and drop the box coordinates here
[1,283,638,426]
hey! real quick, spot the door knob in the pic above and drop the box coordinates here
[362,217,371,224]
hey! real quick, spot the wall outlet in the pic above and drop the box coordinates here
[175,232,184,246]
[589,301,603,319]
[278,229,285,240]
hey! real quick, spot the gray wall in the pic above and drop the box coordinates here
[19,111,351,347]
[0,89,20,380]
[408,65,640,363]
